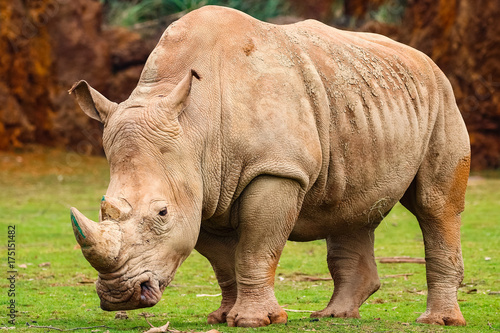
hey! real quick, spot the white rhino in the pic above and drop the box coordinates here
[69,6,470,327]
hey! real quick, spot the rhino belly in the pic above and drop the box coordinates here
[288,169,415,242]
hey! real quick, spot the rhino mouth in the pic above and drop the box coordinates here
[98,273,167,311]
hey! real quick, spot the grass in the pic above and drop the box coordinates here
[0,146,499,332]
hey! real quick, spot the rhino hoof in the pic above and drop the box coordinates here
[416,310,466,326]
[207,310,227,324]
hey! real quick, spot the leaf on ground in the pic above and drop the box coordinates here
[38,262,51,267]
[371,298,386,304]
[142,318,221,333]
[143,319,170,333]
[18,264,28,268]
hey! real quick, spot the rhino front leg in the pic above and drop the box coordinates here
[195,228,238,324]
[311,229,380,318]
[226,175,303,328]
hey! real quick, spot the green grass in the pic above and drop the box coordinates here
[1,146,499,332]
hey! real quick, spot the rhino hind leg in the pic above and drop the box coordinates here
[195,228,238,324]
[311,229,380,319]
[400,155,470,326]
[225,175,303,327]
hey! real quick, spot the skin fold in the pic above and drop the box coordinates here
[69,6,469,327]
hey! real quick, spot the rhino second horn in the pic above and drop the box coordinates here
[70,207,123,272]
[100,196,132,221]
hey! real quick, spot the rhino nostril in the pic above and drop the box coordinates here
[140,281,153,301]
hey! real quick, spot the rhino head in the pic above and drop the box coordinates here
[69,71,202,310]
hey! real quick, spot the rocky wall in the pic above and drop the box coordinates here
[0,0,155,154]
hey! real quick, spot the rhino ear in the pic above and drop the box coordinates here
[160,69,200,118]
[69,80,118,124]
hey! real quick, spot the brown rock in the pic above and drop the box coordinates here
[400,0,500,169]
[0,0,156,154]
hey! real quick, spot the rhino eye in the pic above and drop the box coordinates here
[158,208,168,217]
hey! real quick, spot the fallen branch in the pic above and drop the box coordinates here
[284,309,315,313]
[300,276,332,282]
[142,318,220,333]
[26,324,111,331]
[382,273,414,280]
[196,293,222,297]
[144,318,171,333]
[377,257,425,264]
[488,321,500,331]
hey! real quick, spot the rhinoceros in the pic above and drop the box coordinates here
[69,5,470,328]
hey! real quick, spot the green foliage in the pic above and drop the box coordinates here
[1,147,499,332]
[369,0,407,24]
[103,0,290,27]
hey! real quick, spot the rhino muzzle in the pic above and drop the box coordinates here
[97,272,167,311]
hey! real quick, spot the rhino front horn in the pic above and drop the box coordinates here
[71,207,99,247]
[70,207,123,272]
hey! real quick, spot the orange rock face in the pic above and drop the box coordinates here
[0,0,154,154]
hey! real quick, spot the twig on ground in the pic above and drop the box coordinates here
[382,273,414,280]
[284,309,315,313]
[377,256,426,264]
[488,321,500,331]
[196,293,222,297]
[143,318,171,333]
[26,324,111,331]
[300,276,333,282]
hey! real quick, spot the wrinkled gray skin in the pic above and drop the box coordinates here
[69,6,470,328]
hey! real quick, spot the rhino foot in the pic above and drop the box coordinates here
[226,302,287,327]
[310,307,360,319]
[416,308,466,326]
[207,306,231,324]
